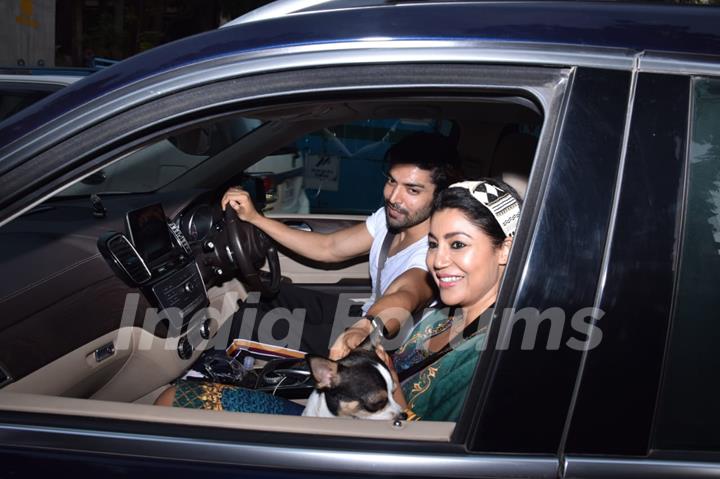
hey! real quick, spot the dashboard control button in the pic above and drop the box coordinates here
[177,337,193,360]
[167,221,192,255]
[200,318,212,340]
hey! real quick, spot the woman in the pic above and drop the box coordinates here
[375,178,521,421]
[156,178,521,421]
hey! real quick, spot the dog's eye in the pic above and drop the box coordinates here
[364,395,388,412]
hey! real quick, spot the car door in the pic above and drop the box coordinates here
[0,13,635,475]
[562,64,720,477]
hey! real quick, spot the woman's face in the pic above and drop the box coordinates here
[426,208,510,316]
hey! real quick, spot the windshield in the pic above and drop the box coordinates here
[59,117,263,197]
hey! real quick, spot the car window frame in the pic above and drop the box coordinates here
[458,66,636,454]
[649,74,720,459]
[0,61,571,475]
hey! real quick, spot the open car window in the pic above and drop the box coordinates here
[0,95,543,425]
[0,61,574,461]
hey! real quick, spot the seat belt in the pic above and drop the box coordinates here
[397,304,494,382]
[397,314,480,381]
[374,231,395,301]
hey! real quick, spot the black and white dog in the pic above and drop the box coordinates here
[302,348,404,420]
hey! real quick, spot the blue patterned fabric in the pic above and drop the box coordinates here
[221,386,304,415]
[172,380,304,415]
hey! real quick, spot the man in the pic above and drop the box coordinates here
[221,132,460,358]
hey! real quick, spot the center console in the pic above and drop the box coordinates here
[98,203,211,359]
[151,260,207,322]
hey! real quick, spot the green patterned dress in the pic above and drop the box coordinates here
[393,308,490,421]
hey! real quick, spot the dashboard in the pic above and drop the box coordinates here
[96,198,238,360]
[0,177,273,390]
[180,204,215,243]
[0,184,367,388]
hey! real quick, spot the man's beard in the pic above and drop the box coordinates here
[384,201,432,234]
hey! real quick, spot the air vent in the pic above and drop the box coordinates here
[107,234,151,285]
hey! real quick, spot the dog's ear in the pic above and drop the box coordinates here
[306,355,339,389]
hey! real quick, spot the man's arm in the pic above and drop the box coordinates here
[365,268,434,335]
[329,267,434,359]
[222,187,373,263]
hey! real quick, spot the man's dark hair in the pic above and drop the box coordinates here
[385,132,461,195]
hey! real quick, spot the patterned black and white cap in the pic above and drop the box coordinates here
[449,180,521,237]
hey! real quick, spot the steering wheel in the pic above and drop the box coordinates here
[224,208,281,297]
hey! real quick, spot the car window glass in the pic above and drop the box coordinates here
[250,118,454,215]
[0,87,57,122]
[653,77,720,452]
[58,117,263,196]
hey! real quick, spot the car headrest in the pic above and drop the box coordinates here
[489,132,538,199]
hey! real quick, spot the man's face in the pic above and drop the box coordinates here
[383,164,436,233]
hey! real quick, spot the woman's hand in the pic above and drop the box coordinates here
[221,187,261,224]
[328,318,373,360]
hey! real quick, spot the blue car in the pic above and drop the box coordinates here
[1,1,719,477]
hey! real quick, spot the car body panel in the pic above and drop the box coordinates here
[0,411,556,478]
[564,73,690,455]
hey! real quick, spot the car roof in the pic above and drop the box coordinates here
[0,74,82,86]
[221,0,343,26]
[1,1,719,156]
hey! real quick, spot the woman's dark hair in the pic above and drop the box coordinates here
[385,132,462,196]
[432,177,522,247]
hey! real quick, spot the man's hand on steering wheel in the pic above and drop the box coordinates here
[221,187,261,224]
[221,186,281,297]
